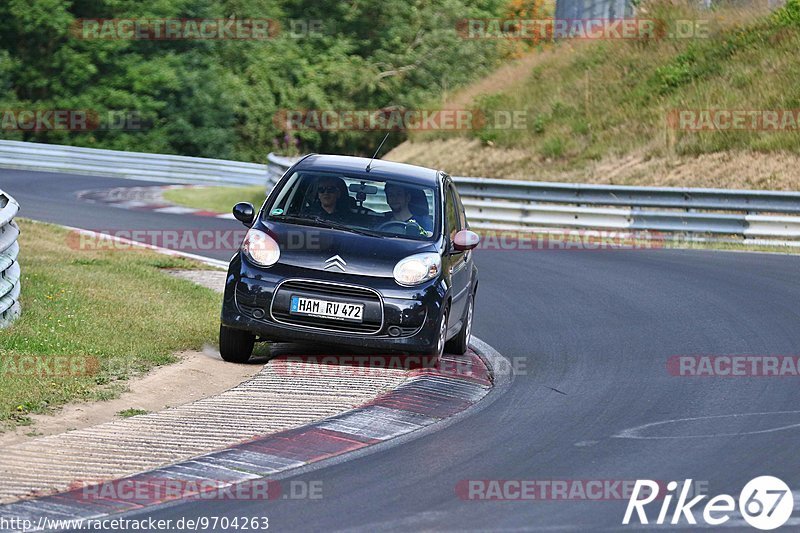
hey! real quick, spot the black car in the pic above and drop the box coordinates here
[219,154,480,363]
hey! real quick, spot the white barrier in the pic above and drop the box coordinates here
[0,189,20,328]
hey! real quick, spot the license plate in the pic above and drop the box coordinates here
[290,295,364,322]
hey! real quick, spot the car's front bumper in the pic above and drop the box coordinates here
[220,253,446,353]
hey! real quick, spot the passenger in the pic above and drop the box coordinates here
[383,182,433,234]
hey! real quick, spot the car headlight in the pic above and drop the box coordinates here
[393,253,441,286]
[242,228,280,267]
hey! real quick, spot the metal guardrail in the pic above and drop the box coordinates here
[0,140,268,186]
[266,154,800,240]
[455,179,800,238]
[0,189,20,328]
[453,178,800,214]
[1,140,799,240]
[266,153,301,187]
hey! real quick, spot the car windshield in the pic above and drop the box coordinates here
[264,171,439,241]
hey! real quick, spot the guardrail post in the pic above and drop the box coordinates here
[0,189,21,328]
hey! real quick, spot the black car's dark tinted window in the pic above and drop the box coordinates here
[453,186,467,230]
[445,183,461,241]
[266,171,439,241]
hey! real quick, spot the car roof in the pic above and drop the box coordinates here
[293,154,442,187]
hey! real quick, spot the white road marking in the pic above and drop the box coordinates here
[152,206,200,214]
[614,410,800,439]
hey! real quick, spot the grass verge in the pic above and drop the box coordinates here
[163,185,267,214]
[0,219,221,431]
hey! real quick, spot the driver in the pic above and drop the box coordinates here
[383,182,433,235]
[310,176,355,223]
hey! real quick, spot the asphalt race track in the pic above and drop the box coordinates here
[2,168,800,531]
[0,169,242,262]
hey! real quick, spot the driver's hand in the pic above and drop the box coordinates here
[404,220,428,237]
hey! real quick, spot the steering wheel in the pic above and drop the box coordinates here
[375,220,410,233]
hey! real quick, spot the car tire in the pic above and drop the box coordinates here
[445,294,473,355]
[429,305,449,365]
[219,324,255,363]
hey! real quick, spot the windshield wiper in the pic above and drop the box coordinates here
[272,215,384,238]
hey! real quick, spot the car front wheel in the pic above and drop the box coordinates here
[429,305,449,365]
[219,324,255,363]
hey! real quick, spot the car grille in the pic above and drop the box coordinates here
[271,279,383,334]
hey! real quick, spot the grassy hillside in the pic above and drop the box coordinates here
[387,0,800,189]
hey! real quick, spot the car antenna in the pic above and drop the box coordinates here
[365,132,390,173]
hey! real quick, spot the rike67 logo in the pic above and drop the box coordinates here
[623,477,794,530]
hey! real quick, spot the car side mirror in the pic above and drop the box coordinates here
[452,229,480,252]
[232,202,255,227]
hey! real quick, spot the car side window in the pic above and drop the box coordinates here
[445,184,461,242]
